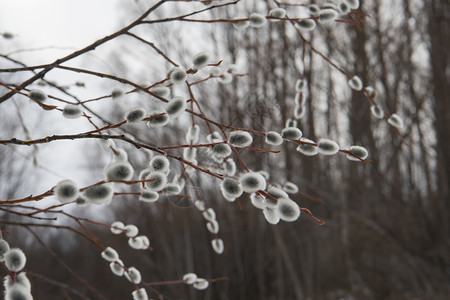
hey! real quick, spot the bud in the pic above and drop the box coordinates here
[232,17,250,30]
[186,125,200,144]
[5,285,33,300]
[228,131,253,148]
[149,155,170,173]
[54,180,79,203]
[29,89,47,102]
[223,159,236,176]
[211,238,224,254]
[132,288,148,300]
[110,260,124,276]
[101,247,119,262]
[308,4,320,16]
[220,178,243,198]
[296,19,316,31]
[139,189,159,202]
[124,224,139,237]
[281,127,303,140]
[145,172,167,192]
[0,240,10,262]
[193,52,210,69]
[249,13,266,28]
[283,182,299,194]
[169,68,187,84]
[370,105,384,119]
[269,8,286,22]
[263,207,280,224]
[387,113,404,129]
[193,278,209,290]
[296,138,318,156]
[319,9,338,23]
[206,220,219,234]
[110,221,125,234]
[210,143,232,158]
[151,86,170,98]
[348,75,363,91]
[147,111,170,127]
[4,248,26,272]
[165,97,186,118]
[63,104,83,119]
[84,183,114,205]
[105,161,133,181]
[344,0,360,9]
[111,88,124,99]
[250,193,266,209]
[183,273,197,284]
[317,138,340,155]
[276,198,301,222]
[124,267,141,284]
[347,146,369,161]
[125,107,146,123]
[239,172,266,193]
[265,131,283,145]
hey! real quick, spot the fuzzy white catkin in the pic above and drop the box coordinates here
[211,238,224,254]
[220,178,243,198]
[4,272,31,292]
[206,220,219,234]
[186,125,200,144]
[193,278,209,290]
[4,248,26,272]
[296,138,318,156]
[110,260,124,276]
[128,237,144,250]
[110,221,125,234]
[136,236,150,249]
[193,52,210,69]
[202,208,216,222]
[285,118,297,129]
[283,182,299,194]
[295,79,307,92]
[338,2,351,14]
[294,103,306,119]
[114,148,128,162]
[233,17,250,30]
[348,75,363,91]
[125,267,142,284]
[63,104,83,119]
[147,111,170,127]
[239,172,266,193]
[183,147,197,162]
[263,207,280,225]
[163,183,181,195]
[258,170,270,180]
[151,86,170,98]
[139,168,152,181]
[308,4,320,15]
[169,68,186,84]
[54,180,79,203]
[140,189,159,202]
[149,155,170,173]
[183,273,197,284]
[194,200,206,211]
[206,131,222,143]
[296,19,316,31]
[387,113,404,129]
[101,247,119,262]
[249,13,266,28]
[29,89,47,102]
[124,224,139,237]
[265,131,283,145]
[165,97,186,118]
[132,288,148,300]
[5,285,33,300]
[250,193,266,209]
[210,143,232,158]
[223,159,237,176]
[370,105,384,119]
[281,127,303,140]
[111,88,124,99]
[228,131,253,147]
[145,172,167,192]
[347,146,369,161]
[319,9,338,23]
[105,161,133,181]
[84,183,114,205]
[0,240,10,261]
[269,8,286,21]
[345,0,360,9]
[317,138,340,155]
[276,198,301,222]
[125,107,146,123]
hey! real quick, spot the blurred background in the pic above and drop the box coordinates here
[0,0,449,299]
